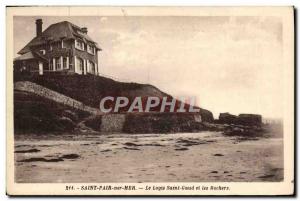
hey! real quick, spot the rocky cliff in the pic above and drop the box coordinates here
[14,74,214,134]
[218,112,262,126]
[15,74,213,119]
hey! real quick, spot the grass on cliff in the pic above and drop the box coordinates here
[14,73,168,109]
[14,73,214,122]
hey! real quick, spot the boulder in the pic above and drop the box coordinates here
[62,110,78,122]
[218,113,262,126]
[218,112,238,124]
[58,116,76,130]
[200,108,214,122]
[237,114,262,126]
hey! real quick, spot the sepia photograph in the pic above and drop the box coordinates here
[6,6,294,196]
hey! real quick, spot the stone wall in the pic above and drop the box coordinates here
[14,81,100,115]
[84,113,204,134]
[122,113,204,134]
[100,114,126,133]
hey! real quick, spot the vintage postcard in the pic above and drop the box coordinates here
[6,6,294,196]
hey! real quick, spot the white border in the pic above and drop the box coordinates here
[1,1,298,200]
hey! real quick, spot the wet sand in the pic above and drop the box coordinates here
[14,132,283,183]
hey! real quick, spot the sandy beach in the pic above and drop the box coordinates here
[14,131,283,183]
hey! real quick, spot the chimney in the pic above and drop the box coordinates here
[35,19,43,37]
[81,27,88,34]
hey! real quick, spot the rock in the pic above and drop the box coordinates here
[219,113,238,124]
[58,116,76,130]
[123,147,140,151]
[224,125,262,137]
[176,139,207,146]
[15,148,40,153]
[233,127,244,132]
[83,115,102,131]
[100,149,112,152]
[201,122,226,131]
[200,108,214,123]
[62,110,78,122]
[257,174,275,179]
[218,112,262,126]
[60,154,80,159]
[213,154,224,156]
[142,143,165,147]
[18,157,63,162]
[237,114,262,126]
[230,127,244,135]
[174,147,189,151]
[124,142,140,147]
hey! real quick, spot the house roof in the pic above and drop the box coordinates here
[18,21,101,55]
[14,51,49,62]
[14,51,35,61]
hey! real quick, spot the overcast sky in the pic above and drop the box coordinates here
[14,16,283,119]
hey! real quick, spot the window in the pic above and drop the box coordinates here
[87,44,95,55]
[40,49,46,55]
[76,57,84,72]
[49,61,53,71]
[88,60,95,73]
[55,57,61,70]
[75,39,85,51]
[63,57,68,69]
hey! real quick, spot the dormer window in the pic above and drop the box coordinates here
[87,44,95,55]
[40,49,46,55]
[75,39,85,51]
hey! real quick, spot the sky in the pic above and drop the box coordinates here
[14,16,283,119]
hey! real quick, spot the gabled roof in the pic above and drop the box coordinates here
[14,51,49,62]
[18,21,101,55]
[14,51,35,61]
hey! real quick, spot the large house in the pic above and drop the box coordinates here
[14,19,101,75]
